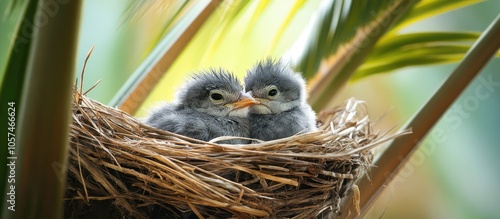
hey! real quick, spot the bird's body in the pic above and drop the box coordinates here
[144,70,258,144]
[248,105,316,140]
[245,59,317,141]
[146,103,251,144]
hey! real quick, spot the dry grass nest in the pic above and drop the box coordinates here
[64,87,405,219]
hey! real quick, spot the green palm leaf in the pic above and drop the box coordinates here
[369,32,480,57]
[298,0,419,110]
[353,31,500,80]
[354,44,499,80]
[296,0,484,111]
[343,13,500,218]
[389,0,483,33]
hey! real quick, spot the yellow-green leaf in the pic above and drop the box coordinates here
[389,0,483,33]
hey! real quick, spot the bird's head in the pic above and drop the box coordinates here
[244,59,307,115]
[176,69,259,117]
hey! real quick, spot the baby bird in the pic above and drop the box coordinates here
[244,59,317,141]
[144,69,259,144]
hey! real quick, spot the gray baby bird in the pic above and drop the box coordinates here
[144,69,259,144]
[244,59,317,141]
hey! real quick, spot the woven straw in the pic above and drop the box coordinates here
[64,87,405,219]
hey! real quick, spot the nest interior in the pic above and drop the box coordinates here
[64,89,396,219]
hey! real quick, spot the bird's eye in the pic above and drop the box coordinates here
[268,89,278,96]
[209,90,226,104]
[210,93,224,101]
[264,85,280,99]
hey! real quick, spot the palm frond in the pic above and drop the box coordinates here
[370,32,480,57]
[299,0,419,111]
[389,0,483,33]
[343,13,500,218]
[354,31,489,80]
[291,0,484,111]
[355,1,485,80]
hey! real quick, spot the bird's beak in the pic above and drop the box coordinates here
[228,92,260,109]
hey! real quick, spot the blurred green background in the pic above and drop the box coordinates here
[1,0,499,218]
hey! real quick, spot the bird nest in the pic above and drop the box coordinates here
[64,87,401,219]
